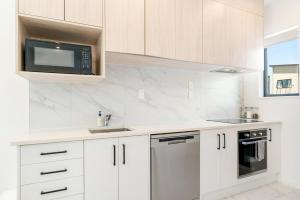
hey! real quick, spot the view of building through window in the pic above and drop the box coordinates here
[264,39,300,96]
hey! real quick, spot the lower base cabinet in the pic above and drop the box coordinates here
[84,135,150,200]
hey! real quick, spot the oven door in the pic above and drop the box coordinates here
[25,39,82,74]
[238,138,267,178]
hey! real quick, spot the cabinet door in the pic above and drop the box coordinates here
[119,136,150,200]
[145,0,176,59]
[105,0,144,54]
[246,13,264,71]
[84,138,118,200]
[175,0,203,62]
[19,0,64,20]
[65,0,103,27]
[268,124,281,174]
[203,0,246,68]
[200,130,221,194]
[220,129,238,188]
[214,0,264,16]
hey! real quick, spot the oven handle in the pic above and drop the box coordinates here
[241,139,268,145]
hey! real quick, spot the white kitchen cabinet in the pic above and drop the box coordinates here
[119,136,150,200]
[84,135,150,200]
[200,128,238,195]
[213,0,264,16]
[105,0,145,54]
[84,138,119,200]
[200,130,221,193]
[268,124,281,175]
[18,0,65,20]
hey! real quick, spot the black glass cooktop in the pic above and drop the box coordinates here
[207,119,262,124]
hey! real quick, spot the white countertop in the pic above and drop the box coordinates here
[11,120,281,146]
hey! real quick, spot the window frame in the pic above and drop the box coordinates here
[263,47,300,97]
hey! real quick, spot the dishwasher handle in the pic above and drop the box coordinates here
[158,135,194,143]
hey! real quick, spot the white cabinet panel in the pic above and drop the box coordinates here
[268,124,281,174]
[21,176,83,200]
[220,130,238,188]
[119,136,150,200]
[84,138,119,200]
[200,130,221,194]
[21,141,83,165]
[21,159,83,185]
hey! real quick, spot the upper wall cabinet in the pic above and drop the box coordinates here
[18,0,64,20]
[175,0,203,62]
[105,0,144,54]
[203,0,246,68]
[214,0,264,16]
[65,0,104,27]
[145,0,176,59]
[203,0,263,69]
[145,0,203,62]
[18,0,104,27]
[246,13,264,70]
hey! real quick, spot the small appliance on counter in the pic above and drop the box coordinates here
[241,106,260,119]
[24,39,93,75]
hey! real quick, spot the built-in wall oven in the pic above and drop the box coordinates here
[238,129,268,178]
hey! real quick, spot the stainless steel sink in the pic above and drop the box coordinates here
[89,128,132,134]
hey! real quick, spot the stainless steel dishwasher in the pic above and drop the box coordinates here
[151,131,200,200]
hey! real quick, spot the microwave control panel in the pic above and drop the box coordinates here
[81,48,92,75]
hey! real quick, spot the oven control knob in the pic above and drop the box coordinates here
[244,133,250,137]
[258,132,263,136]
[252,133,257,137]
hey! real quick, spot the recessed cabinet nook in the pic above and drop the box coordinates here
[16,0,263,82]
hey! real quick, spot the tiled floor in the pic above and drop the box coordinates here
[222,183,300,200]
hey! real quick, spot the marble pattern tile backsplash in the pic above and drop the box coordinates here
[29,64,243,131]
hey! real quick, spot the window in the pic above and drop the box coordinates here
[264,39,300,96]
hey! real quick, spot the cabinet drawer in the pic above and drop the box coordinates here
[21,141,83,165]
[55,194,83,200]
[21,176,83,200]
[21,159,83,185]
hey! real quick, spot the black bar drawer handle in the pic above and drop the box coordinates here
[222,133,226,149]
[269,128,272,142]
[217,134,221,150]
[40,150,68,156]
[159,135,194,142]
[113,145,116,166]
[40,169,68,176]
[41,187,68,195]
[122,144,126,165]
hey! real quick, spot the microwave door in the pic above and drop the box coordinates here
[25,39,82,74]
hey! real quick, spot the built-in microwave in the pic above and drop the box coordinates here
[25,39,92,75]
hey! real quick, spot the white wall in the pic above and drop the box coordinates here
[264,0,300,36]
[0,0,29,193]
[244,0,300,189]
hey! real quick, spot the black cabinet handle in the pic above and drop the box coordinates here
[122,144,126,165]
[113,145,116,166]
[40,150,67,156]
[40,169,67,175]
[41,187,67,195]
[269,128,272,142]
[217,134,221,150]
[222,133,226,149]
